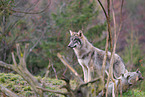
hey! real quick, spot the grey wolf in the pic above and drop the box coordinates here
[98,69,143,97]
[68,30,127,82]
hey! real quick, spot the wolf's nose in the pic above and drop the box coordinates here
[68,45,71,48]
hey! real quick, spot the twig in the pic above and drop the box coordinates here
[51,62,58,79]
[29,29,46,52]
[5,18,21,36]
[78,77,101,88]
[97,0,108,19]
[63,67,68,75]
[44,64,51,78]
[117,0,124,40]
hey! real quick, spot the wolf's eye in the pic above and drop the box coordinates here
[74,40,78,43]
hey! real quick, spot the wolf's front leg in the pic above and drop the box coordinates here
[81,66,88,82]
[87,66,92,82]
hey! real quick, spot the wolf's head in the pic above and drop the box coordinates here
[68,30,84,49]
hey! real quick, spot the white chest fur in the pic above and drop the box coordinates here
[78,58,90,68]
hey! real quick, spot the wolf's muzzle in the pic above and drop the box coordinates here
[68,44,76,48]
[68,42,76,48]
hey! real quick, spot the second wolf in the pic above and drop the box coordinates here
[68,30,127,82]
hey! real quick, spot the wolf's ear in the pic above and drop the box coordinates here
[136,68,139,73]
[78,30,83,37]
[69,30,74,36]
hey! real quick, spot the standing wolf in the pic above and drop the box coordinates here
[68,30,127,82]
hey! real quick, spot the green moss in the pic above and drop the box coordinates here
[10,77,17,81]
[0,73,4,76]
[6,83,14,88]
[120,89,145,97]
[24,86,32,91]
[0,77,5,83]
[25,91,33,97]
[12,86,21,93]
[20,81,25,85]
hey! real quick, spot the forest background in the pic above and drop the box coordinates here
[0,0,145,96]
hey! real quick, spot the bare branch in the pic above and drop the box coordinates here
[24,43,29,58]
[29,28,46,55]
[97,0,108,19]
[78,77,101,88]
[5,19,21,36]
[107,0,113,52]
[44,64,51,78]
[10,0,51,14]
[117,0,124,39]
[37,86,68,96]
[97,0,112,52]
[11,52,17,66]
[101,32,109,77]
[0,61,13,70]
[51,62,58,79]
[16,43,21,59]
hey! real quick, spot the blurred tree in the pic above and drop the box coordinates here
[0,0,51,73]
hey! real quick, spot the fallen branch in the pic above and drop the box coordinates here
[57,53,83,82]
[0,85,18,97]
[37,86,68,96]
[0,61,13,70]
